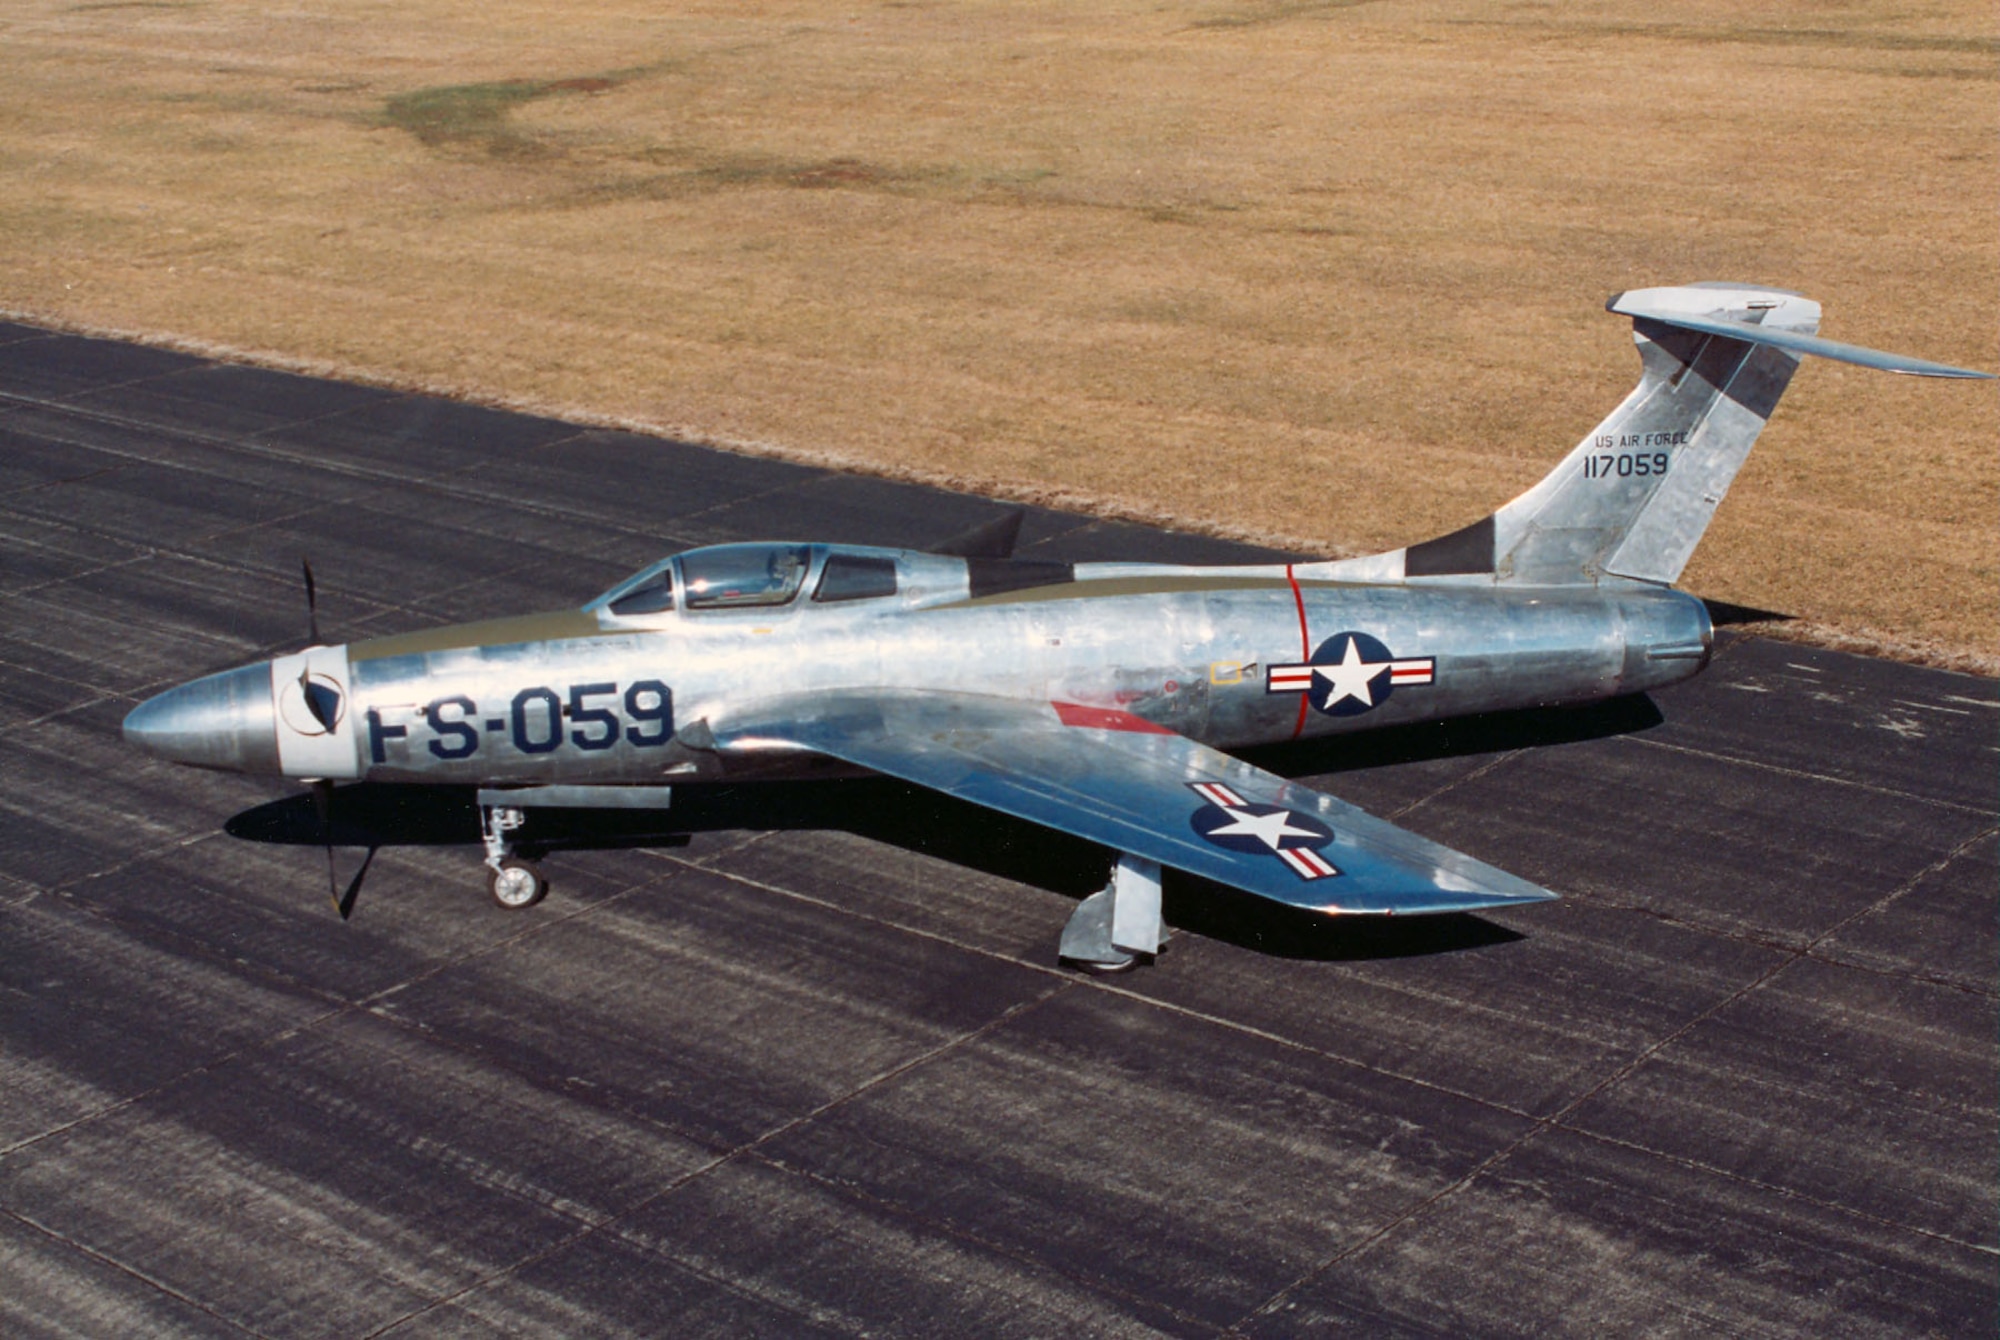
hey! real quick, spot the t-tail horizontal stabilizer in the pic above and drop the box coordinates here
[1326,282,1993,590]
[1607,291,1995,380]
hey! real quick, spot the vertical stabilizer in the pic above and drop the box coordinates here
[1316,284,1817,587]
[1294,284,1988,589]
[1474,283,1814,586]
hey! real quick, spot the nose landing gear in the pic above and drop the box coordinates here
[479,804,547,909]
[471,786,676,910]
[488,857,548,909]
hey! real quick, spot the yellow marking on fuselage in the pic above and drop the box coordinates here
[348,609,612,661]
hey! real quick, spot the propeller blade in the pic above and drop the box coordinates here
[302,556,321,645]
[335,847,376,922]
[323,842,342,917]
[309,779,343,918]
[308,780,370,921]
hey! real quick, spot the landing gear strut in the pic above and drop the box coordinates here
[1059,854,1166,972]
[480,804,547,908]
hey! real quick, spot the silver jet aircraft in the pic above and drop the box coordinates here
[124,283,1990,968]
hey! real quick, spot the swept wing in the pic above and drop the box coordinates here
[711,692,1556,915]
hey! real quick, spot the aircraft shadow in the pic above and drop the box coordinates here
[1239,691,1663,777]
[224,693,1661,963]
[1702,597,1794,627]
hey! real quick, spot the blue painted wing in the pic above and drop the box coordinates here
[711,692,1556,915]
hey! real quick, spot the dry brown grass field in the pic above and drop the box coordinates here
[2,1,1993,665]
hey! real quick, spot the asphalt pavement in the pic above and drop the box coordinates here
[0,321,1993,1337]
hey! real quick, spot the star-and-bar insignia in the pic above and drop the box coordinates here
[1265,631,1435,718]
[1188,781,1340,881]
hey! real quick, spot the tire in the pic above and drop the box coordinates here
[487,858,548,909]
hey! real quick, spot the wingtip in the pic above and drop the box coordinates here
[1317,886,1559,917]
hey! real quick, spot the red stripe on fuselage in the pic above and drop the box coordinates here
[1285,564,1310,740]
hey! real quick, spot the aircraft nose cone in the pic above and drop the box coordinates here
[123,664,281,773]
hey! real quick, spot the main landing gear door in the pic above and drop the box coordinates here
[1060,853,1167,972]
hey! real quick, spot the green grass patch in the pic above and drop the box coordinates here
[383,80,562,157]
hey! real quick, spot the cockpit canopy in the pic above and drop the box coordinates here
[587,543,902,618]
[683,542,811,609]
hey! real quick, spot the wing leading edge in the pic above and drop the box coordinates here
[711,692,1556,915]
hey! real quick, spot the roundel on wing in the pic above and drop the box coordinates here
[1189,799,1334,854]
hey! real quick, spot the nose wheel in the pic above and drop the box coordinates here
[480,804,548,909]
[488,858,548,909]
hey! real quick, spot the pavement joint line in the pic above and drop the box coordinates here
[1225,821,2000,1332]
[0,1205,270,1339]
[170,484,411,555]
[173,490,656,612]
[1556,1120,2000,1258]
[0,692,120,739]
[3,340,1320,578]
[0,646,121,700]
[1383,746,1524,822]
[0,587,257,663]
[0,548,157,605]
[0,419,1246,663]
[0,392,348,486]
[675,827,785,868]
[352,865,687,1013]
[1786,822,1999,974]
[367,539,650,624]
[45,826,227,902]
[658,852,1556,1126]
[0,864,691,1166]
[0,972,647,1330]
[732,1145,1229,1334]
[0,379,415,476]
[0,383,612,527]
[586,984,1141,1308]
[0,507,507,669]
[1619,732,1991,815]
[0,636,238,708]
[0,995,352,1163]
[620,472,827,536]
[2,460,131,500]
[1548,883,2000,1002]
[1801,942,2000,1002]
[0,544,368,652]
[341,532,632,619]
[17,836,409,1024]
[0,363,216,408]
[90,542,401,618]
[1224,956,1816,1331]
[253,411,596,465]
[365,983,1080,1339]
